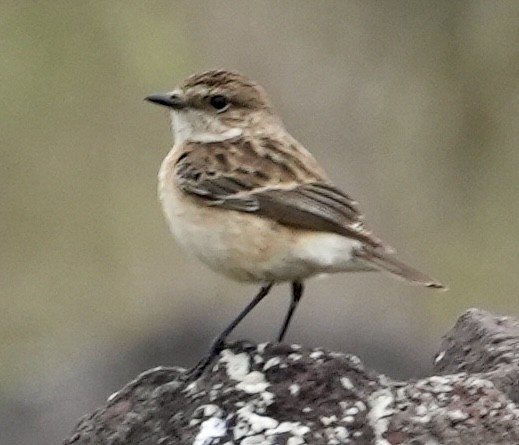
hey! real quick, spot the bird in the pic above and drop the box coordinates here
[146,69,445,376]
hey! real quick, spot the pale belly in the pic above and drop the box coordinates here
[159,180,369,284]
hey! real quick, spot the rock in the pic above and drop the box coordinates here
[63,309,519,445]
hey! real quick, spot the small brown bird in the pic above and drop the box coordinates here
[147,69,445,375]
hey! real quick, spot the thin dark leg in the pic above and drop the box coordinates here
[277,281,304,342]
[188,282,274,379]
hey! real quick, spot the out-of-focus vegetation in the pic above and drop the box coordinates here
[1,1,518,443]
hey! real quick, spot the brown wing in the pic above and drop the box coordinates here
[175,136,384,247]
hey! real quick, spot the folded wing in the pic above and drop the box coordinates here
[175,137,385,248]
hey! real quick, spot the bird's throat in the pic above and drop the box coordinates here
[170,111,243,144]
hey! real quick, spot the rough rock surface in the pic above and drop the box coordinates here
[63,309,519,445]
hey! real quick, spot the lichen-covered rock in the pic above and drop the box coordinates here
[63,310,519,445]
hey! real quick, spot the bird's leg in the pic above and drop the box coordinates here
[277,281,304,342]
[187,282,274,379]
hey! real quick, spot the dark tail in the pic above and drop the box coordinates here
[356,247,446,290]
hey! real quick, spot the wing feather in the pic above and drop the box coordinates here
[175,136,384,247]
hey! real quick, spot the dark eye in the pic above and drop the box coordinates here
[209,95,229,111]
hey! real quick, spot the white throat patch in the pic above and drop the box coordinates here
[171,111,242,144]
[189,127,243,143]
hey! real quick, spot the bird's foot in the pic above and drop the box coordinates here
[185,337,226,381]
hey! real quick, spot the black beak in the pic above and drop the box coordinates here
[145,92,185,109]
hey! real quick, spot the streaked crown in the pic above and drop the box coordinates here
[179,69,272,111]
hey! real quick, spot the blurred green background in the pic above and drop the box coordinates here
[2,1,518,443]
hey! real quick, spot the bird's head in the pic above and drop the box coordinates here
[146,69,278,144]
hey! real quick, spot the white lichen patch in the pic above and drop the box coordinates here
[329,351,346,359]
[289,384,300,396]
[233,419,251,440]
[107,390,119,402]
[395,386,407,400]
[193,417,227,445]
[254,391,274,412]
[426,377,454,394]
[287,436,305,445]
[344,406,359,416]
[257,343,268,354]
[355,401,366,411]
[346,355,363,368]
[320,415,337,426]
[209,388,220,402]
[310,351,324,359]
[236,371,270,394]
[232,402,311,443]
[415,404,428,417]
[269,422,310,437]
[221,350,250,380]
[340,377,354,390]
[261,391,274,403]
[236,405,279,435]
[328,426,349,443]
[191,405,224,426]
[203,404,222,417]
[434,350,445,365]
[366,388,395,445]
[447,409,469,422]
[241,434,270,445]
[263,357,282,371]
[267,421,304,435]
[185,381,199,395]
